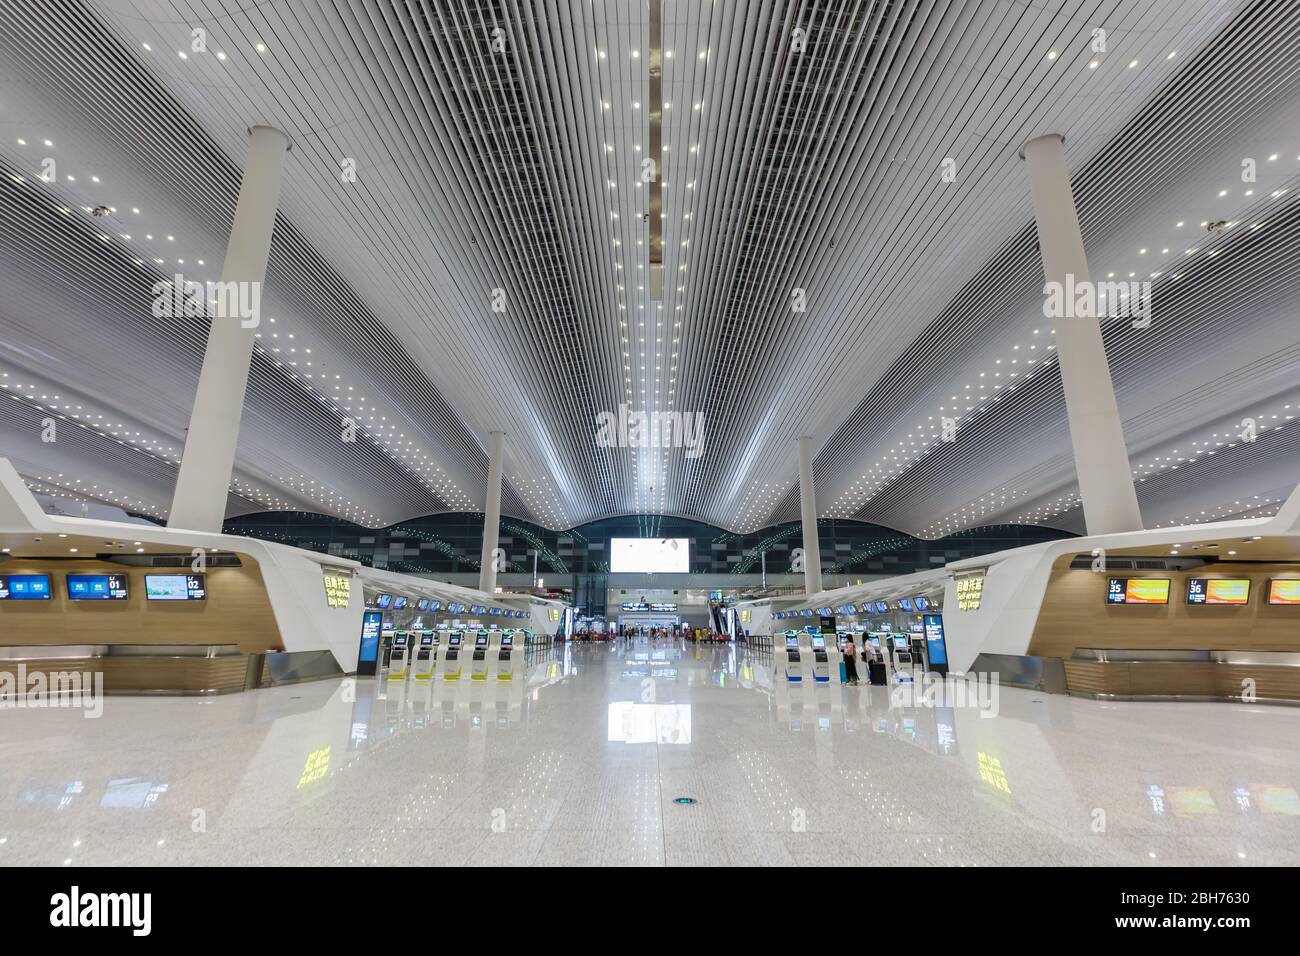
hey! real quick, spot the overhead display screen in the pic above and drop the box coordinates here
[0,574,52,600]
[1267,580,1300,606]
[374,593,393,609]
[144,574,206,601]
[67,574,129,601]
[1187,578,1251,606]
[609,538,690,574]
[1106,578,1170,605]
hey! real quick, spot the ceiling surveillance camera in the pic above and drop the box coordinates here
[1205,219,1228,232]
[91,205,111,218]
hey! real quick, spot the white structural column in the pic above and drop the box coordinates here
[797,435,823,596]
[169,126,290,531]
[478,430,506,593]
[1022,133,1143,535]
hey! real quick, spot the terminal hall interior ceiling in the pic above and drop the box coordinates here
[0,0,1297,538]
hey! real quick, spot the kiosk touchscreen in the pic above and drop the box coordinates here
[442,631,464,680]
[470,630,492,681]
[413,631,438,680]
[388,632,411,680]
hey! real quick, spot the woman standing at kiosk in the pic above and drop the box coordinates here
[843,635,860,685]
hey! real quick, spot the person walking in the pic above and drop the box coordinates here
[843,635,860,685]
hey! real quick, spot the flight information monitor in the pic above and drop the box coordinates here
[67,574,129,600]
[144,574,207,601]
[1106,578,1170,605]
[1267,580,1300,605]
[0,574,52,600]
[1186,579,1251,605]
[923,613,949,669]
[374,593,393,609]
[609,537,690,573]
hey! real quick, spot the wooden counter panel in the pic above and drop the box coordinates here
[1030,563,1300,660]
[0,558,282,653]
[0,656,249,693]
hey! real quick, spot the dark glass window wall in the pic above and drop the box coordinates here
[223,511,1072,579]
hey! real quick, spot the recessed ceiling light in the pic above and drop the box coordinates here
[1046,50,1057,60]
[256,42,267,53]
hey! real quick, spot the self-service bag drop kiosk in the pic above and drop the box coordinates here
[413,630,438,680]
[782,630,805,682]
[469,629,493,681]
[441,630,465,680]
[388,631,411,681]
[808,634,832,683]
[495,629,521,681]
[890,634,915,683]
[864,633,888,686]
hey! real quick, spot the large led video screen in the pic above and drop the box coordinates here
[1186,578,1250,605]
[609,538,690,574]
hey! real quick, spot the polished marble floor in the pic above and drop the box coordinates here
[2,638,1299,866]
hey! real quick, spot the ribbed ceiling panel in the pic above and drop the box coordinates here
[0,0,1292,540]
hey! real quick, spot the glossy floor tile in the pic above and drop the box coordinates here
[2,639,1299,866]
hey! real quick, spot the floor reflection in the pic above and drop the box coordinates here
[0,640,1297,866]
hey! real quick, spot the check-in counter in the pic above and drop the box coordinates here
[0,643,250,695]
[1065,648,1300,704]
